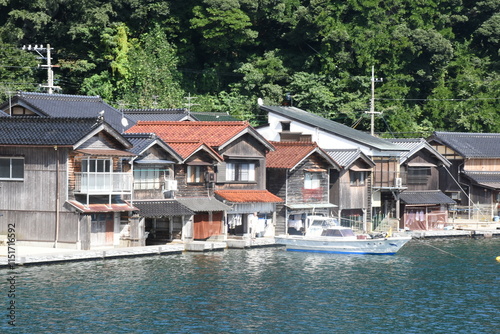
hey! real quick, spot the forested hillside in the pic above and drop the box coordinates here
[1,0,499,136]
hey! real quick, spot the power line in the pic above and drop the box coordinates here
[0,65,39,69]
[376,97,500,101]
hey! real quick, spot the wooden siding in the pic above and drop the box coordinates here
[286,158,329,205]
[266,168,287,234]
[0,146,82,243]
[464,159,500,172]
[402,153,440,191]
[218,133,268,189]
[176,164,216,198]
[0,147,69,212]
[372,157,400,188]
[330,170,369,210]
[78,132,124,150]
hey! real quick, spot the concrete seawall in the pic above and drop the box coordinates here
[1,230,498,267]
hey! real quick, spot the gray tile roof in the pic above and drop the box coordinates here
[123,133,183,162]
[122,109,238,122]
[122,108,192,122]
[1,92,133,132]
[176,197,231,212]
[132,200,194,217]
[463,172,500,189]
[122,133,157,155]
[0,117,101,145]
[428,132,500,158]
[387,138,450,167]
[324,149,375,168]
[260,105,406,152]
[399,190,456,205]
[190,112,238,121]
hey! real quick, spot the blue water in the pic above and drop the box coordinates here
[2,238,499,333]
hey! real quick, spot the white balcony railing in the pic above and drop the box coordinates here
[74,172,133,194]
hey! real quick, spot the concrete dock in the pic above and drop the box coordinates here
[0,237,279,267]
[1,228,498,267]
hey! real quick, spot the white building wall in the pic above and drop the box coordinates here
[257,112,375,156]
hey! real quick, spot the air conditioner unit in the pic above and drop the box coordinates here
[164,179,178,191]
[394,177,402,188]
[205,172,216,182]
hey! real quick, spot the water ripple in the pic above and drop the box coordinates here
[1,238,499,333]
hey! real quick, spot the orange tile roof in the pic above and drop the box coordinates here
[126,121,250,147]
[125,121,251,160]
[167,141,222,161]
[266,141,321,168]
[215,190,284,203]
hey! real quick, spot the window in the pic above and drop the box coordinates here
[11,106,36,115]
[407,167,430,185]
[82,159,111,173]
[350,171,366,186]
[187,165,205,183]
[0,157,24,180]
[304,172,321,189]
[134,167,170,190]
[81,158,112,191]
[281,121,291,131]
[226,162,255,182]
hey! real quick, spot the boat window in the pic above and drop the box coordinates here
[340,229,355,237]
[322,229,343,237]
[311,220,327,227]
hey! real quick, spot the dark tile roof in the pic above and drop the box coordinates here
[387,138,450,167]
[399,190,456,205]
[123,133,183,162]
[122,108,192,122]
[121,109,238,122]
[132,200,194,217]
[122,133,157,155]
[259,105,406,152]
[190,112,238,121]
[0,117,101,145]
[463,172,500,190]
[428,132,500,158]
[1,92,133,132]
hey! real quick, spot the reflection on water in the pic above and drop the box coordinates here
[1,238,499,333]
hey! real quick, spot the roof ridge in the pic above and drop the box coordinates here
[135,120,248,126]
[270,141,317,146]
[19,91,102,101]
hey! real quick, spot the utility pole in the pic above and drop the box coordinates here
[366,66,383,136]
[22,44,60,94]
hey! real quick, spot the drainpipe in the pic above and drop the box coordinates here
[54,146,60,248]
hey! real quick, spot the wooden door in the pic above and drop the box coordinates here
[193,212,222,239]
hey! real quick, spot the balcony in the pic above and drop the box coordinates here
[74,172,133,194]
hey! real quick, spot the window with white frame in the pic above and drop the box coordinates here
[304,172,321,189]
[82,158,111,173]
[0,157,24,180]
[80,158,112,191]
[187,165,205,183]
[134,167,170,189]
[226,162,255,182]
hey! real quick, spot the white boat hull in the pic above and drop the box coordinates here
[275,235,412,255]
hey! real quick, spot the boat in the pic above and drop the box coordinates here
[275,216,411,255]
